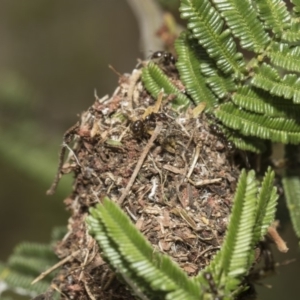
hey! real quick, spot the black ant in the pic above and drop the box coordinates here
[130,112,167,137]
[131,119,145,136]
[209,122,235,153]
[150,51,177,66]
[150,51,177,73]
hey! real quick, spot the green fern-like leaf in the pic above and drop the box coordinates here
[175,32,218,108]
[231,86,300,118]
[87,210,150,298]
[292,0,300,15]
[87,198,201,300]
[196,169,278,294]
[141,62,190,109]
[14,242,57,262]
[253,167,278,243]
[228,132,267,153]
[282,171,300,238]
[206,73,236,99]
[268,42,300,73]
[0,263,50,295]
[221,170,257,278]
[282,19,300,42]
[7,256,56,280]
[197,170,257,291]
[256,0,290,36]
[180,0,245,75]
[0,240,59,299]
[216,102,300,144]
[213,0,269,52]
[252,63,300,104]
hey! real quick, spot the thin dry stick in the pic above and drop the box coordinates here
[46,123,79,195]
[31,250,81,285]
[84,281,97,300]
[118,122,162,205]
[186,144,200,179]
[268,226,289,253]
[127,69,142,109]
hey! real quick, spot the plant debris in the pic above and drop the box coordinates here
[49,60,241,299]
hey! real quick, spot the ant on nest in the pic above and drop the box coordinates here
[150,51,176,67]
[130,112,167,137]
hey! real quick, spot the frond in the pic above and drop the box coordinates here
[196,169,278,294]
[256,0,290,36]
[87,209,150,298]
[268,42,300,73]
[231,86,300,118]
[7,256,56,279]
[213,0,269,52]
[198,170,257,290]
[14,242,57,262]
[253,167,278,243]
[282,19,300,42]
[0,263,50,295]
[206,72,236,99]
[252,63,300,104]
[221,170,257,278]
[216,102,300,144]
[141,62,190,109]
[228,132,267,153]
[291,0,300,15]
[175,32,218,108]
[0,242,59,298]
[282,169,300,238]
[87,198,201,300]
[179,0,245,76]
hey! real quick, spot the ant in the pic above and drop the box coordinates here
[130,112,167,137]
[209,122,235,153]
[150,51,176,66]
[149,51,177,73]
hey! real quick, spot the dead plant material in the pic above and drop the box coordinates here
[49,60,242,299]
[268,225,289,253]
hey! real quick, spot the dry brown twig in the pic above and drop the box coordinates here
[118,122,163,205]
[31,250,81,285]
[267,224,289,253]
[47,123,79,195]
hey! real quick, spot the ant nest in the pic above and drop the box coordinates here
[53,58,240,299]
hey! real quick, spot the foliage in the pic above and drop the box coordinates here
[87,169,277,299]
[282,145,300,239]
[0,236,60,299]
[2,0,300,299]
[143,0,300,149]
[142,0,300,249]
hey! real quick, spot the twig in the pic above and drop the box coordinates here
[267,226,289,253]
[127,69,142,109]
[118,122,162,205]
[31,250,81,285]
[188,178,222,187]
[195,246,220,262]
[84,280,97,300]
[46,123,79,195]
[186,144,200,179]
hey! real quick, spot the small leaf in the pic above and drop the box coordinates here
[216,102,300,144]
[180,0,245,76]
[175,32,218,108]
[213,0,270,52]
[142,62,190,109]
[256,0,290,36]
[87,198,201,300]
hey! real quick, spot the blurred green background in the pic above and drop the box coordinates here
[0,1,299,299]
